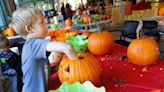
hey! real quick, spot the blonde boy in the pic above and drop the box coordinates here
[10,7,78,92]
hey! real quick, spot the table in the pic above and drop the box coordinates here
[54,19,112,32]
[49,43,164,92]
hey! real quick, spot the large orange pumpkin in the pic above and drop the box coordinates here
[66,18,72,26]
[159,6,164,16]
[88,31,114,55]
[58,53,101,84]
[127,37,159,66]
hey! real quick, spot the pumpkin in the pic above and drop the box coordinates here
[127,37,159,66]
[88,31,114,55]
[56,37,66,42]
[66,18,72,26]
[82,30,91,37]
[82,14,92,24]
[50,19,54,24]
[150,89,161,92]
[2,29,8,36]
[159,6,164,16]
[58,53,101,84]
[7,27,16,36]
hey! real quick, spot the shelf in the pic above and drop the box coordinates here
[7,35,22,40]
[72,19,112,27]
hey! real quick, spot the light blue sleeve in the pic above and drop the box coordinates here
[31,39,50,59]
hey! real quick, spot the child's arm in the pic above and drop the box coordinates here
[46,41,78,60]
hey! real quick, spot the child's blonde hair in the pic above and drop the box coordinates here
[10,7,43,38]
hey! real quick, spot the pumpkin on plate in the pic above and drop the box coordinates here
[82,14,92,24]
[6,27,16,36]
[88,31,114,55]
[66,18,72,26]
[58,53,101,84]
[127,37,159,66]
[2,29,8,36]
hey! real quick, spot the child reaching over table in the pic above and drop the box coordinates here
[10,7,78,92]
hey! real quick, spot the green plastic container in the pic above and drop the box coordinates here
[49,81,106,92]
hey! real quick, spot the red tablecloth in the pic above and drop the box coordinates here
[49,43,164,92]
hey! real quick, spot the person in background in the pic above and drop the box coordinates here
[72,8,81,20]
[61,2,65,20]
[0,35,23,92]
[65,3,73,19]
[10,7,78,92]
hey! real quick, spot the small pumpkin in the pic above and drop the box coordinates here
[66,18,72,26]
[2,29,8,36]
[159,6,164,16]
[7,27,16,36]
[58,53,101,84]
[82,14,92,24]
[127,37,159,66]
[88,31,114,55]
[150,89,161,92]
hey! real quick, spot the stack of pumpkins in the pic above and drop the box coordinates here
[46,28,80,42]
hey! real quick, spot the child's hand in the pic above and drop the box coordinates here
[63,44,78,60]
[46,41,78,60]
[48,52,62,64]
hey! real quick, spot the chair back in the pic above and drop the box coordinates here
[122,21,139,39]
[142,20,158,36]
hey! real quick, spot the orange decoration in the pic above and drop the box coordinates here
[54,28,80,42]
[159,6,164,16]
[150,89,161,92]
[6,27,16,36]
[66,18,72,26]
[58,53,101,84]
[127,37,159,66]
[56,37,66,42]
[88,31,114,55]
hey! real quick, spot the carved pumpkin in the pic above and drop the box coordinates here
[58,53,101,84]
[66,18,72,26]
[127,37,159,66]
[88,31,114,55]
[7,27,16,36]
[159,6,164,16]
